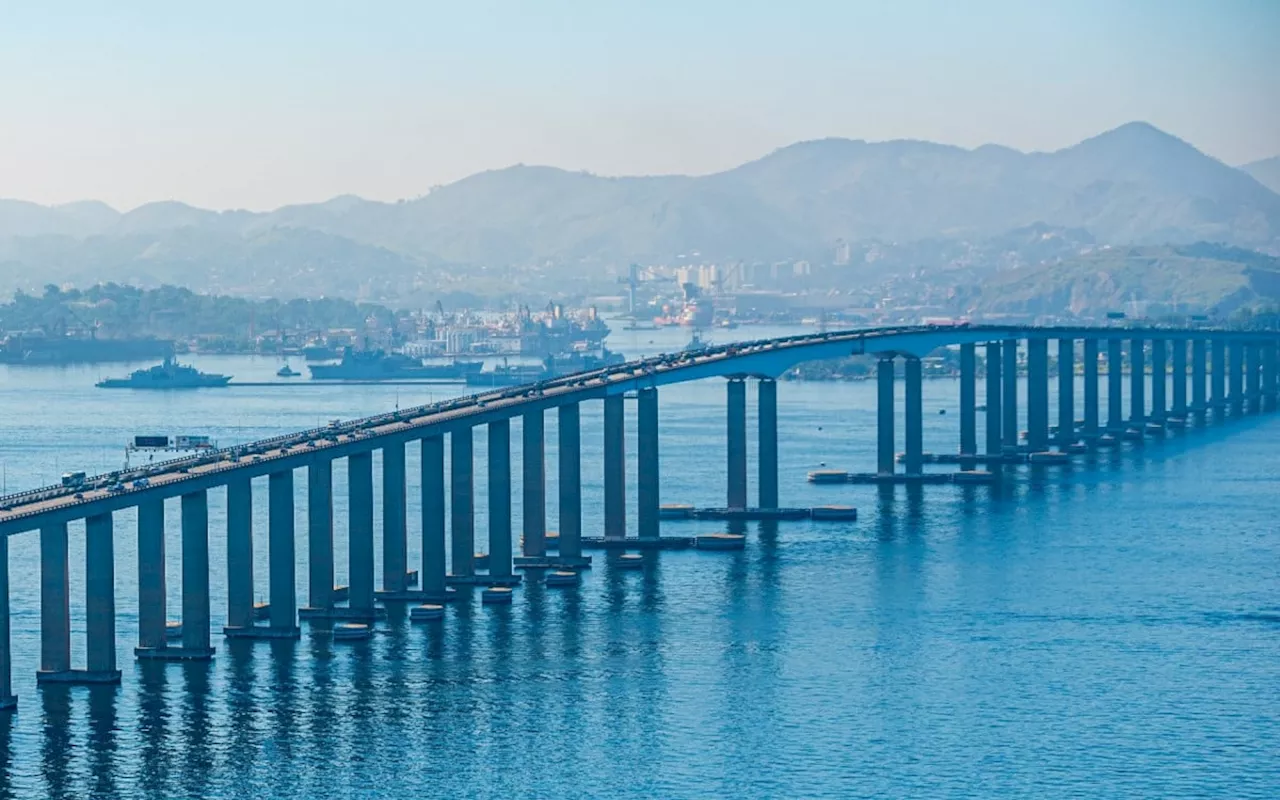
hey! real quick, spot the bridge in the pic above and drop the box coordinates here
[0,323,1277,709]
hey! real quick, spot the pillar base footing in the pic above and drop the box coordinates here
[36,669,122,685]
[134,646,215,661]
[0,695,15,711]
[223,625,301,640]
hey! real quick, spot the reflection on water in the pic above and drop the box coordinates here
[0,368,1278,798]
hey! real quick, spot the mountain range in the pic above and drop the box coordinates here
[1,122,1278,299]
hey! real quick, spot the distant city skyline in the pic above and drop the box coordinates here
[2,0,1277,211]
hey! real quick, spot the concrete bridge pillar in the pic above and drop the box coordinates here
[306,458,334,614]
[1229,341,1244,416]
[268,469,298,634]
[1171,340,1187,418]
[0,533,13,710]
[1211,340,1227,412]
[1027,338,1049,451]
[1191,339,1207,413]
[726,378,748,508]
[180,490,213,655]
[984,342,1003,457]
[450,429,474,578]
[136,498,166,651]
[904,357,924,476]
[381,441,408,594]
[421,436,447,596]
[637,388,660,540]
[1082,338,1099,439]
[558,403,583,561]
[1264,342,1279,413]
[521,412,546,556]
[348,451,376,615]
[39,522,71,677]
[1246,343,1262,413]
[758,379,779,508]
[1150,339,1167,424]
[603,394,626,539]
[1002,340,1019,452]
[225,476,254,630]
[1129,339,1146,426]
[488,420,513,579]
[959,343,977,463]
[85,512,119,680]
[1056,338,1074,448]
[1107,338,1124,432]
[876,357,895,475]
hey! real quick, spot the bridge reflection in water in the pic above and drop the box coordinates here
[0,324,1277,710]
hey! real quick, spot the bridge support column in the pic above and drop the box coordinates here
[38,522,71,678]
[0,534,13,710]
[1107,338,1124,432]
[904,357,923,476]
[348,452,376,616]
[959,343,976,466]
[381,442,408,594]
[984,342,1003,457]
[450,429,474,578]
[726,378,748,508]
[1002,340,1019,452]
[421,436,448,597]
[180,490,213,656]
[876,357,895,475]
[1150,339,1166,425]
[637,388,660,540]
[1129,339,1145,427]
[1057,338,1074,448]
[1246,343,1262,413]
[1229,341,1244,417]
[1211,340,1227,414]
[267,470,298,634]
[488,420,513,579]
[522,412,546,556]
[558,403,583,562]
[1027,339,1049,451]
[306,459,334,615]
[758,378,778,507]
[603,395,626,539]
[225,476,254,630]
[85,513,119,681]
[1082,338,1099,440]
[136,499,166,652]
[1191,339,1207,413]
[1171,340,1187,418]
[1264,342,1278,413]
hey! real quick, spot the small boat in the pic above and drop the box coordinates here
[277,363,300,378]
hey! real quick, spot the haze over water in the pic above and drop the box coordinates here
[0,324,1277,798]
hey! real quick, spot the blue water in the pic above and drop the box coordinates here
[1,328,1278,799]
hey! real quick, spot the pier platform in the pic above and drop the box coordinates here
[581,536,695,550]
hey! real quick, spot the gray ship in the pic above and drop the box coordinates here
[96,357,232,389]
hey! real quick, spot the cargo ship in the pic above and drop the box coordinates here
[96,357,232,389]
[308,348,484,381]
[1,332,174,365]
[465,349,624,387]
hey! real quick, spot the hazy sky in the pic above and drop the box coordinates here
[2,0,1277,211]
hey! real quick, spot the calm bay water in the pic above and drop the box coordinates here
[0,325,1278,798]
